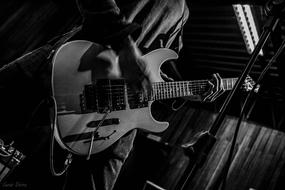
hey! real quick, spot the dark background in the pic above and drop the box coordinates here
[1,0,284,130]
[1,0,285,190]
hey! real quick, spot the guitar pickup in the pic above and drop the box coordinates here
[80,80,126,113]
[86,118,120,128]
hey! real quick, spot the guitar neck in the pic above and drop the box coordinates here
[150,78,238,101]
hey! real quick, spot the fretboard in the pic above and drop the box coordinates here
[149,78,238,101]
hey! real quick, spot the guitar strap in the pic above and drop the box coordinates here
[47,25,83,51]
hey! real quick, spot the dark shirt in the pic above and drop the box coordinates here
[77,0,189,53]
[0,1,189,189]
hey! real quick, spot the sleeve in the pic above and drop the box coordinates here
[76,0,141,45]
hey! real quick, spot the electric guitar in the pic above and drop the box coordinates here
[52,40,254,155]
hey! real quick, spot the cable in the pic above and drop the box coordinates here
[86,108,110,160]
[48,96,73,177]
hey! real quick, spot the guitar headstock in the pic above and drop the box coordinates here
[242,75,259,92]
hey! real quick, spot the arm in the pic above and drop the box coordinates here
[76,0,151,94]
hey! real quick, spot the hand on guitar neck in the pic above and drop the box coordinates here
[116,37,152,97]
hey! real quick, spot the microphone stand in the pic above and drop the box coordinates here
[220,34,285,190]
[218,0,285,187]
[210,15,280,142]
[176,3,284,189]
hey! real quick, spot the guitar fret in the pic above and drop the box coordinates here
[166,83,169,99]
[222,78,238,91]
[180,82,182,97]
[183,82,186,96]
[186,82,189,96]
[178,82,180,97]
[181,82,184,96]
[181,82,185,96]
[162,83,165,99]
[157,83,160,99]
[161,84,164,98]
[150,77,238,101]
[160,83,163,99]
[175,82,178,98]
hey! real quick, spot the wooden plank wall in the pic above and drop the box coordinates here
[141,101,285,190]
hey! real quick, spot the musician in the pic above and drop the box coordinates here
[0,0,224,189]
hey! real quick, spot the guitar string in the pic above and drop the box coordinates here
[94,78,237,87]
[90,78,239,98]
[93,86,209,98]
[97,78,238,84]
[94,84,209,90]
[95,89,208,97]
[96,83,210,90]
[96,86,209,92]
[84,79,238,106]
[88,86,210,107]
[95,83,210,89]
[107,83,208,88]
[94,78,236,93]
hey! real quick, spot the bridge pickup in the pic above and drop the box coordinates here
[86,118,120,128]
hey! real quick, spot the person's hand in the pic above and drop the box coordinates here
[90,37,152,99]
[117,37,152,98]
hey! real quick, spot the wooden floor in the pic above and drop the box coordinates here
[186,115,285,190]
[124,100,285,190]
